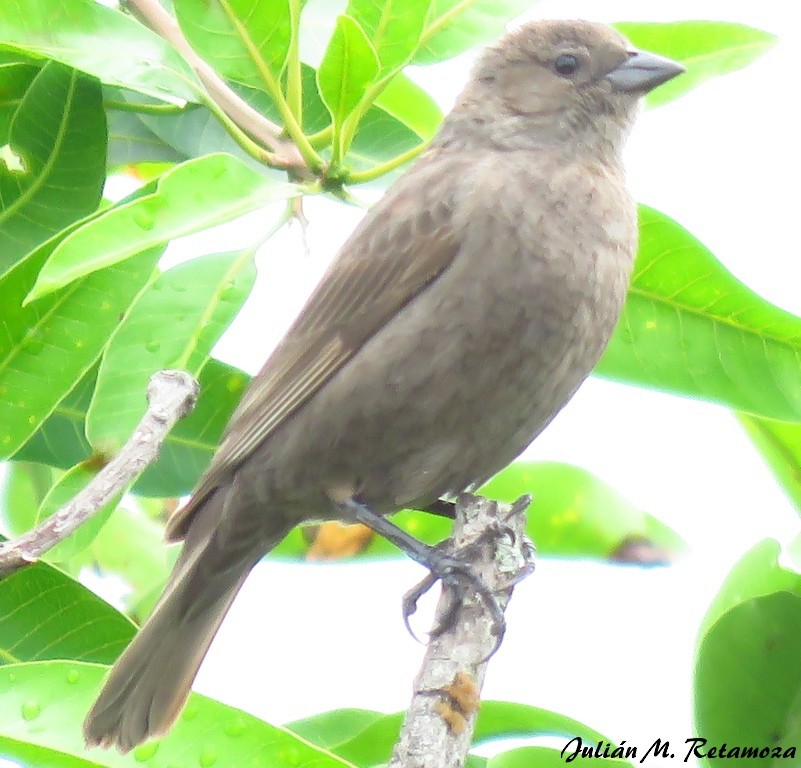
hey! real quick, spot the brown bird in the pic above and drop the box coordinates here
[84,19,683,751]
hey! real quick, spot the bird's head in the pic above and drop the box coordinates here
[438,20,684,159]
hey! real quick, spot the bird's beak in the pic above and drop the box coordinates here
[605,50,685,94]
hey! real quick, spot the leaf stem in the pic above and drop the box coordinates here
[346,141,427,184]
[307,125,334,149]
[105,100,186,115]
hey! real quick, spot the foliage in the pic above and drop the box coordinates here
[0,1,794,766]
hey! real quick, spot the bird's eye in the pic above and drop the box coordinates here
[554,54,580,76]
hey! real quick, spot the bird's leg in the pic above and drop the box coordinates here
[334,497,506,648]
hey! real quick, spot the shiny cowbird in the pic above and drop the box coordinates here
[84,19,683,751]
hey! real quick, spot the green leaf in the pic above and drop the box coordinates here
[318,15,380,160]
[737,415,801,516]
[286,708,385,749]
[372,72,442,140]
[26,154,296,301]
[615,21,777,108]
[0,0,199,103]
[0,59,39,143]
[134,358,249,497]
[13,368,95,471]
[0,237,161,459]
[345,0,429,73]
[349,101,422,171]
[0,661,355,768]
[106,108,186,168]
[86,249,256,453]
[0,461,53,537]
[694,544,801,761]
[115,95,268,172]
[33,465,122,563]
[597,206,801,422]
[0,62,106,273]
[412,0,536,65]
[480,462,683,562]
[697,539,801,640]
[0,557,135,665]
[174,0,293,94]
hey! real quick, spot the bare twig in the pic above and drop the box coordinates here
[124,0,307,171]
[390,494,536,768]
[0,370,199,577]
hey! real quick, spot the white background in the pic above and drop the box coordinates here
[177,1,801,763]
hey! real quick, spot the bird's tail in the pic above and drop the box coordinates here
[83,489,285,753]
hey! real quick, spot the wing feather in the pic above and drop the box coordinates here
[167,154,465,540]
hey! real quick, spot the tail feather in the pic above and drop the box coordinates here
[83,489,285,753]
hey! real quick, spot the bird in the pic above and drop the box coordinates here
[84,18,683,752]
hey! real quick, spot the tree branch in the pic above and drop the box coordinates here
[124,0,308,171]
[0,370,199,578]
[390,494,536,768]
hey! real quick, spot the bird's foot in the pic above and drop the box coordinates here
[401,543,506,651]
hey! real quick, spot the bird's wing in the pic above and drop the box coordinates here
[167,156,464,540]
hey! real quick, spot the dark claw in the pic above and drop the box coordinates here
[424,550,507,653]
[402,573,438,643]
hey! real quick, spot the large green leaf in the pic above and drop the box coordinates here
[0,556,135,665]
[286,709,385,750]
[0,0,199,103]
[0,58,39,143]
[0,661,355,768]
[737,414,801,516]
[106,108,186,168]
[597,206,801,422]
[26,154,296,301]
[318,15,379,123]
[0,240,161,459]
[480,462,683,562]
[345,0,429,73]
[174,0,293,93]
[615,22,777,108]
[0,62,106,273]
[694,541,801,763]
[318,15,379,161]
[371,72,442,141]
[0,461,53,538]
[13,369,95,471]
[87,249,256,452]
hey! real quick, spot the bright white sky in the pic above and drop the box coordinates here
[7,2,800,766]
[169,1,801,763]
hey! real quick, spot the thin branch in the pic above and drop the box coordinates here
[124,0,307,171]
[0,371,199,578]
[390,494,536,768]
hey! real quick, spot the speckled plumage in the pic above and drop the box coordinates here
[84,20,682,752]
